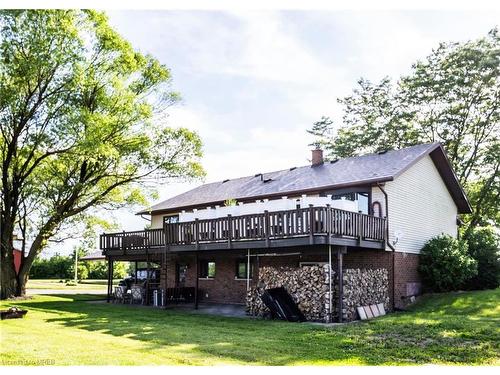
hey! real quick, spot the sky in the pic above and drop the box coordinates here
[47,9,500,255]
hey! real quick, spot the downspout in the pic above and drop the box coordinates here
[376,183,396,311]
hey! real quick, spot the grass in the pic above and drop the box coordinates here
[27,279,118,291]
[0,289,499,365]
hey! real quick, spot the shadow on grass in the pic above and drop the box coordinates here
[5,291,500,365]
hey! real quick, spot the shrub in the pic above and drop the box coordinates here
[465,227,500,290]
[30,255,73,279]
[419,234,477,292]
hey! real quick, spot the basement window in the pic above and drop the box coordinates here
[199,261,216,279]
[235,259,253,279]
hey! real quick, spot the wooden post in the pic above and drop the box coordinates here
[122,231,126,256]
[145,253,150,305]
[309,204,314,244]
[264,210,270,247]
[227,214,233,249]
[163,217,168,308]
[328,245,332,323]
[195,219,200,250]
[106,258,113,303]
[326,204,331,243]
[194,252,199,310]
[134,261,138,283]
[337,246,347,323]
[246,249,251,291]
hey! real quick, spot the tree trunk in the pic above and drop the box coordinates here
[0,256,18,299]
[15,271,28,297]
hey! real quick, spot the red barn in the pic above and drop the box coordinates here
[13,249,22,275]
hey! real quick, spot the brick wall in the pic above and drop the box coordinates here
[160,253,257,304]
[159,246,421,309]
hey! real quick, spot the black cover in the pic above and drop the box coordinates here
[260,287,306,322]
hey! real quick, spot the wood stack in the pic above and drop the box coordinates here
[342,268,389,321]
[246,265,334,322]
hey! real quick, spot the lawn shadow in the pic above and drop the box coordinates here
[6,292,500,365]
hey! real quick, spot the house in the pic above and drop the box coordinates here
[100,143,471,322]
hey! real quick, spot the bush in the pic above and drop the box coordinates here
[30,255,73,279]
[419,234,477,292]
[465,227,500,290]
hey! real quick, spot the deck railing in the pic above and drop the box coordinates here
[99,228,165,252]
[100,206,386,252]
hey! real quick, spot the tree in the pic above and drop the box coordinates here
[308,29,500,232]
[0,10,204,298]
[465,227,500,290]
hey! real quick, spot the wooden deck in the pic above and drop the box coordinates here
[100,206,387,256]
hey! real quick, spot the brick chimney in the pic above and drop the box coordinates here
[311,148,324,166]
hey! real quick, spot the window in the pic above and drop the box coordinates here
[176,264,188,286]
[164,215,179,224]
[331,192,369,214]
[235,259,253,279]
[199,261,216,279]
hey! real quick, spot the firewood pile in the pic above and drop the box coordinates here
[342,268,389,321]
[246,265,334,322]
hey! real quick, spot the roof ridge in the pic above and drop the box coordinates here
[139,142,441,214]
[201,142,439,186]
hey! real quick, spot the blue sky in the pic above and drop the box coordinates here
[47,9,500,255]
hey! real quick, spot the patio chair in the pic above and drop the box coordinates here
[113,285,131,304]
[130,285,145,305]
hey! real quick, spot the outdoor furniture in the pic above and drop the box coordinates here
[130,285,145,305]
[113,285,131,304]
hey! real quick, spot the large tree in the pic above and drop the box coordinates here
[308,29,500,233]
[0,10,204,298]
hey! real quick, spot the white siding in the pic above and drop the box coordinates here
[371,155,458,254]
[150,213,180,229]
[151,214,163,229]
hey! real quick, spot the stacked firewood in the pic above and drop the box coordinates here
[342,268,389,321]
[246,265,334,322]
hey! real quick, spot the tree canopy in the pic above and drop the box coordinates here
[0,10,204,298]
[308,29,500,232]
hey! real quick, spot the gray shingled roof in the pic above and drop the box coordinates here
[139,143,471,214]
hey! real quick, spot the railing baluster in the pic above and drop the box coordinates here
[100,206,387,252]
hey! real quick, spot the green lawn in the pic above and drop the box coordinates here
[1,289,499,365]
[27,279,117,291]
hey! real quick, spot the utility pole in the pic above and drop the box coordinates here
[74,249,78,284]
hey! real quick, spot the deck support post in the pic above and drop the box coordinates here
[106,258,113,303]
[246,249,251,291]
[145,252,150,306]
[337,246,347,323]
[328,245,332,323]
[194,252,199,310]
[162,245,167,309]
